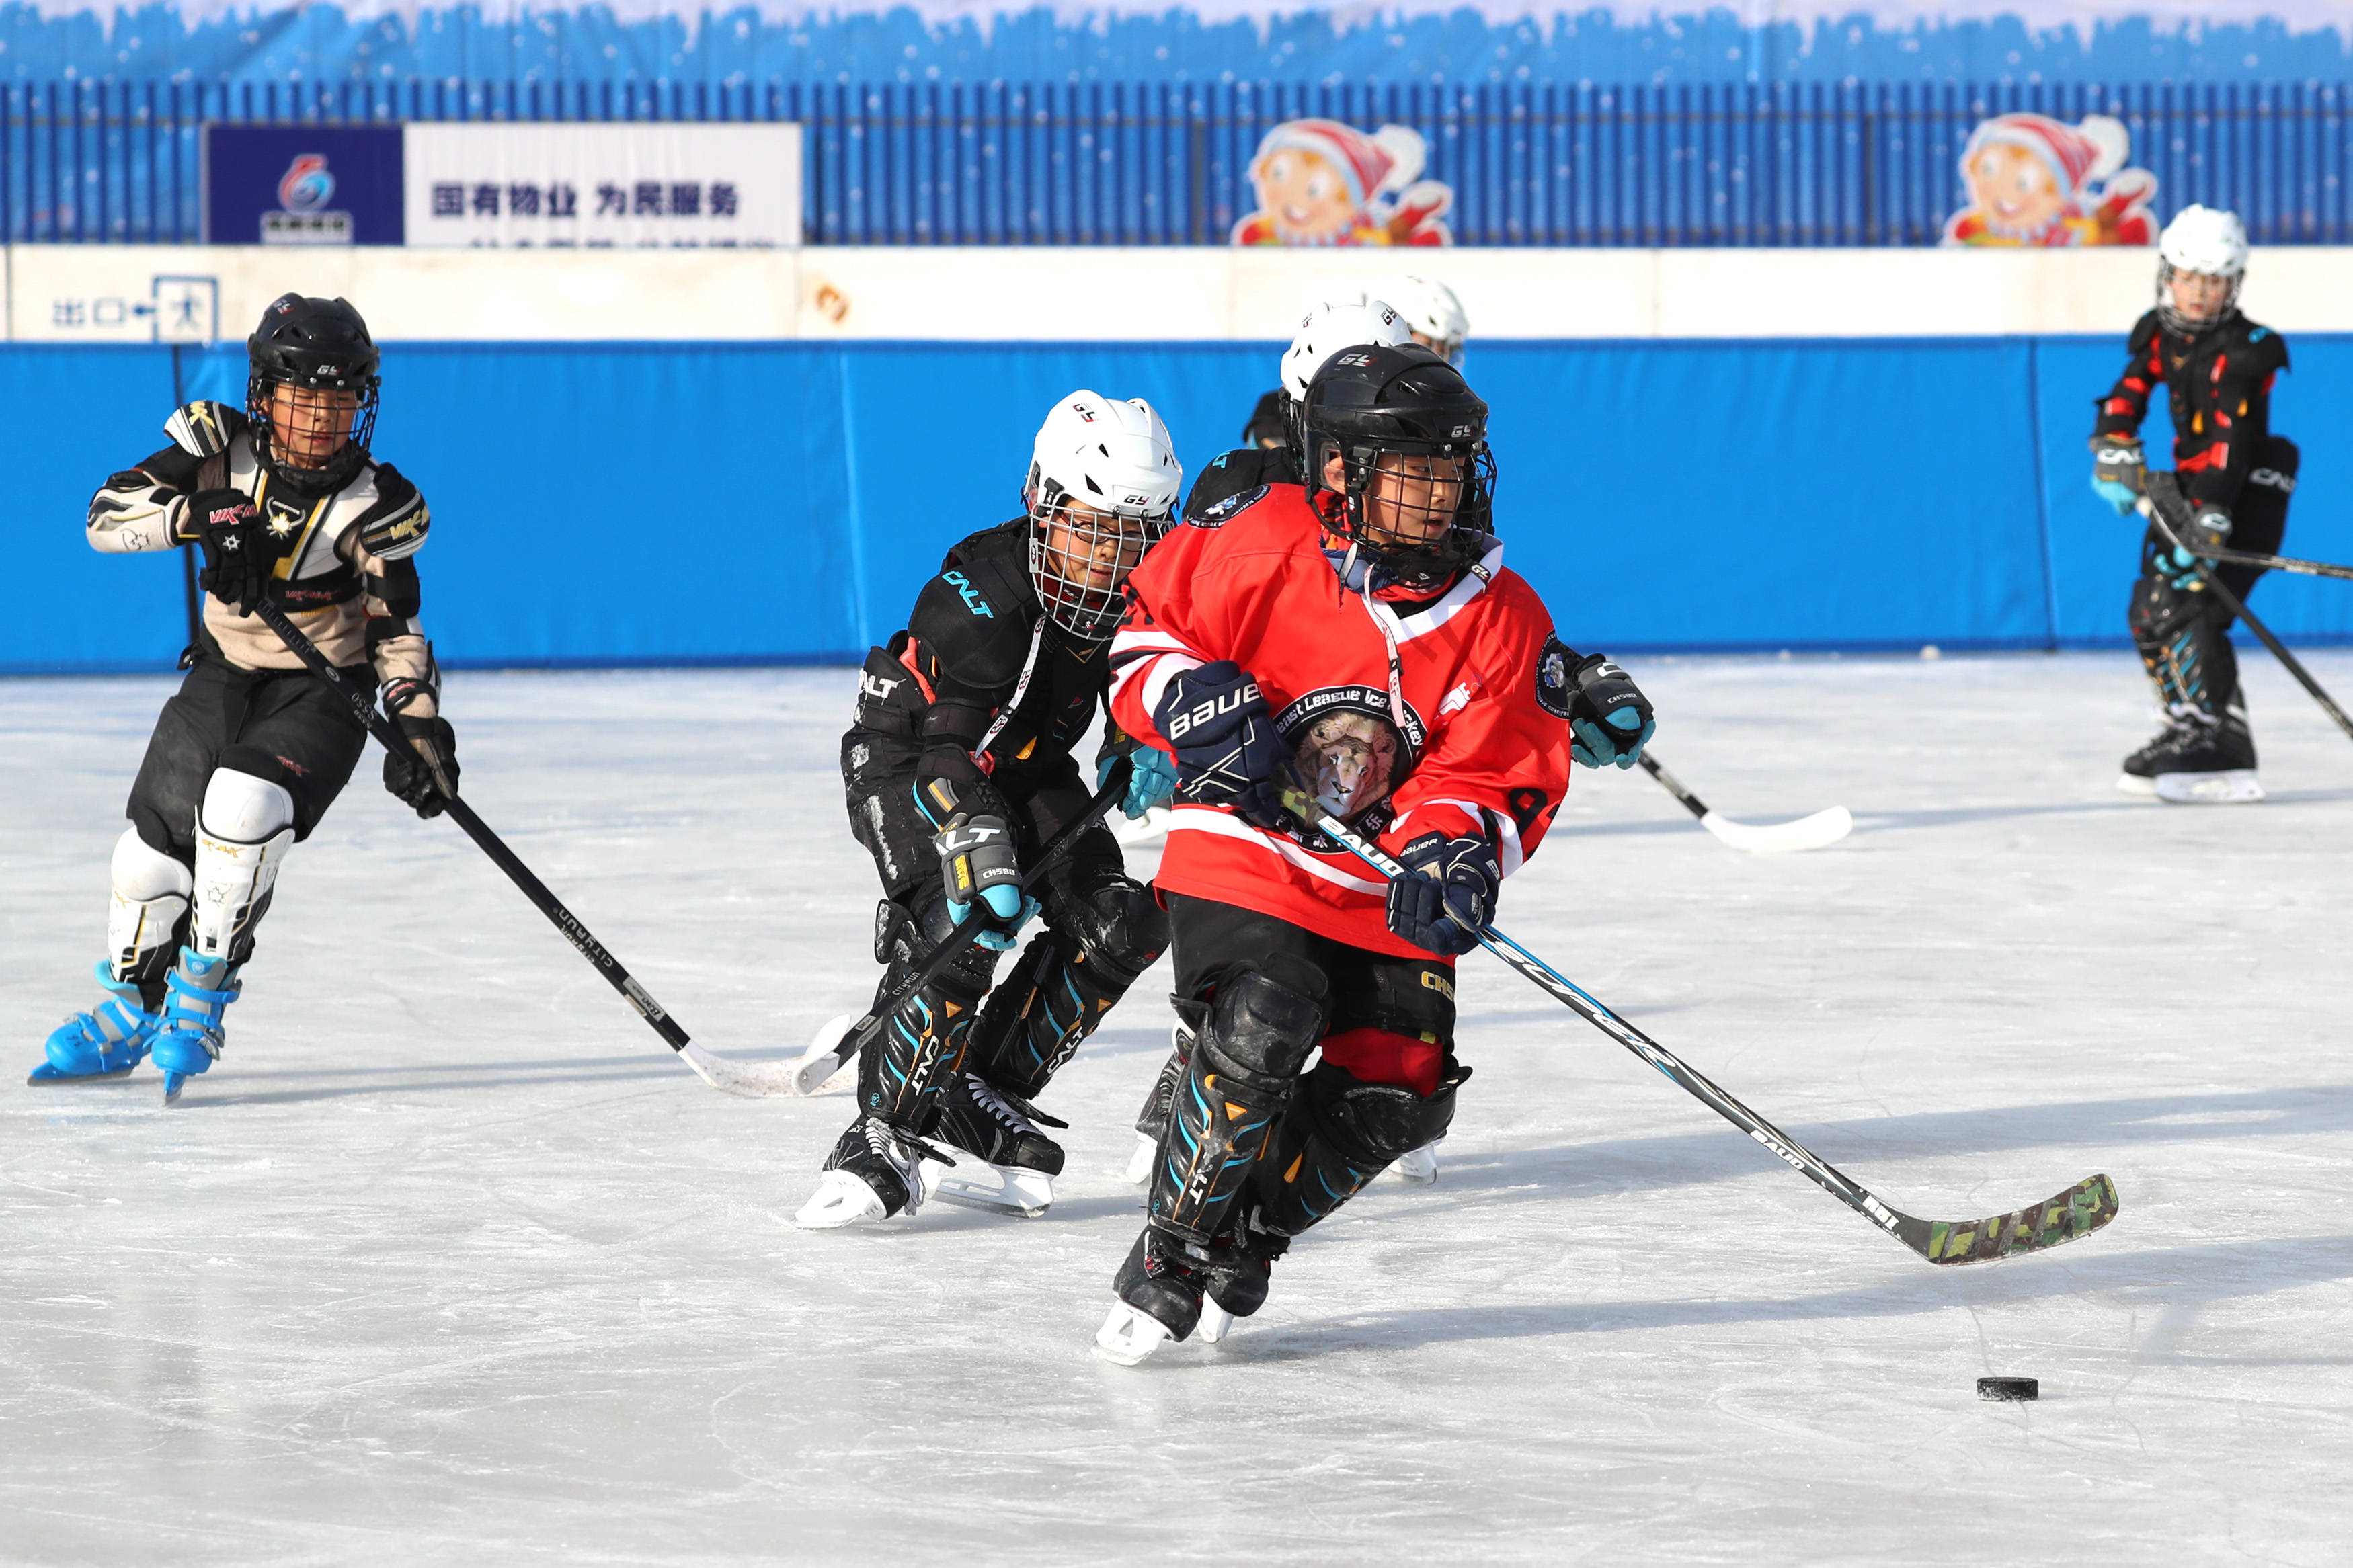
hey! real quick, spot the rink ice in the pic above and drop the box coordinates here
[4,652,2351,1566]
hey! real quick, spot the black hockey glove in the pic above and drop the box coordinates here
[922,777,1037,952]
[1566,654,1657,770]
[189,488,288,617]
[1386,831,1500,958]
[2089,436,2145,515]
[2161,505,2233,584]
[1156,660,1290,829]
[383,713,460,819]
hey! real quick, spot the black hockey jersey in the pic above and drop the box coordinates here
[2094,309,2290,515]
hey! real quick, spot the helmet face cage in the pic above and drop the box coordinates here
[246,369,380,491]
[2154,257,2243,337]
[1025,467,1171,640]
[1310,432,1497,593]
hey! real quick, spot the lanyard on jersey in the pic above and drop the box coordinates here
[1356,576,1408,736]
[972,618,1046,766]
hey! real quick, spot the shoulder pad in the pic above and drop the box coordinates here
[2126,312,2161,354]
[1189,485,1267,529]
[940,519,1029,573]
[347,463,430,561]
[163,401,246,460]
[2243,321,2289,370]
[912,556,1035,688]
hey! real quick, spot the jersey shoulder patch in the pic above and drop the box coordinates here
[1189,485,1267,528]
[1534,634,1576,720]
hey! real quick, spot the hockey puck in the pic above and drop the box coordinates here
[1977,1376,2038,1402]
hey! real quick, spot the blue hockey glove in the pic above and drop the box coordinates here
[1566,654,1657,770]
[2089,436,2145,516]
[1386,832,1501,958]
[1099,747,1179,820]
[1155,660,1291,828]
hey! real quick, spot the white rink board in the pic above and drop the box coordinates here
[4,653,2353,1564]
[11,243,2353,343]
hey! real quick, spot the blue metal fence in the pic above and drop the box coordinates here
[6,77,2348,245]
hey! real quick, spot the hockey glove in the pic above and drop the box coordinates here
[382,714,459,819]
[2162,506,2233,585]
[1155,660,1291,829]
[1099,747,1179,820]
[933,802,1037,952]
[2089,436,2145,515]
[1386,832,1500,958]
[1566,654,1657,770]
[189,488,288,617]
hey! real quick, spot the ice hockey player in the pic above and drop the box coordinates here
[2091,205,2295,804]
[1092,344,1656,1362]
[33,293,449,1101]
[1378,272,1470,366]
[1186,298,1412,521]
[797,392,1183,1229]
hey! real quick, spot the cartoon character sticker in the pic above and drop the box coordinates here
[1232,119,1453,248]
[1276,685,1427,824]
[1942,112,2157,248]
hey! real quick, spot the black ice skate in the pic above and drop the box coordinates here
[1196,1212,1291,1346]
[1095,1227,1209,1365]
[796,1116,932,1229]
[2141,712,2262,804]
[2117,714,2195,798]
[925,1071,1067,1218]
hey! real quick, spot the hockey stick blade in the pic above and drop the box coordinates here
[1111,805,1171,846]
[1640,753,1851,854]
[1286,786,2120,1268]
[1699,803,1854,854]
[1890,1173,2119,1266]
[680,1041,801,1098]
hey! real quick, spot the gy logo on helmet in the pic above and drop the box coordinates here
[941,570,994,618]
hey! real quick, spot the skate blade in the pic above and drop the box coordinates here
[161,1071,186,1107]
[790,1014,858,1096]
[926,1163,1054,1219]
[793,1169,893,1230]
[1390,1143,1439,1184]
[2115,772,2159,798]
[2154,769,2263,804]
[1198,1298,1236,1344]
[1123,1132,1157,1186]
[26,1062,141,1087]
[1093,1301,1174,1366]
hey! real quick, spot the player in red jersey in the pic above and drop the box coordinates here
[1092,344,1657,1362]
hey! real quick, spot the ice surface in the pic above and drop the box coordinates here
[5,652,2352,1566]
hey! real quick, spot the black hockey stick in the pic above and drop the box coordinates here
[1636,752,1852,853]
[1285,786,2118,1266]
[2143,473,2353,744]
[249,597,797,1098]
[789,756,1133,1096]
[2182,542,2353,585]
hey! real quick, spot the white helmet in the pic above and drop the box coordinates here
[2157,206,2248,334]
[1377,274,1470,365]
[1025,391,1182,641]
[1279,299,1413,402]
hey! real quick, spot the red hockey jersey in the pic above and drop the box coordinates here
[1110,482,1576,958]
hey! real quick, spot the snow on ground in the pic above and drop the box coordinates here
[3,651,2350,1566]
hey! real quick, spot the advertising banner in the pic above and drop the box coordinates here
[202,124,406,246]
[401,124,801,249]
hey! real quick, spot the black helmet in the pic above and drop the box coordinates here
[246,293,381,492]
[1242,387,1290,450]
[1300,343,1496,593]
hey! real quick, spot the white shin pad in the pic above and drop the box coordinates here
[107,828,192,979]
[190,772,298,960]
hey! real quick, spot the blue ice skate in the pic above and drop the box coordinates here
[29,961,161,1085]
[152,949,239,1106]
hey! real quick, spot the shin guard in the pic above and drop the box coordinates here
[1256,1057,1470,1237]
[1147,960,1326,1245]
[857,898,996,1130]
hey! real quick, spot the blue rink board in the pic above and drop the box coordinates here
[3,335,2348,673]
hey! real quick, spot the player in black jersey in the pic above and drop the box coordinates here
[1184,298,1412,522]
[33,294,450,1103]
[797,392,1184,1227]
[2090,206,2295,804]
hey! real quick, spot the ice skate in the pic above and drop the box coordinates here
[1094,1300,1175,1366]
[30,962,160,1085]
[1094,1227,1205,1364]
[926,1071,1065,1217]
[2147,714,2262,804]
[1390,1136,1443,1184]
[2116,715,2192,798]
[796,1116,929,1229]
[151,949,239,1106]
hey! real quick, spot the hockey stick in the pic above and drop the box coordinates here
[1285,787,2118,1266]
[789,757,1133,1096]
[2183,542,2353,585]
[249,598,797,1098]
[1637,753,1853,853]
[2142,474,2353,744]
